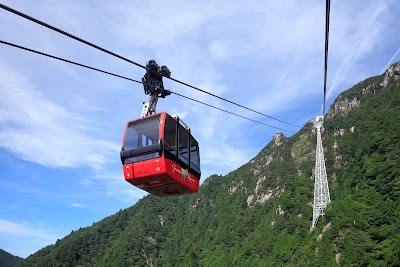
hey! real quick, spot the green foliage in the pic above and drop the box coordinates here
[0,249,23,267]
[18,63,400,266]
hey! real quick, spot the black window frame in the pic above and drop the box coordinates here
[120,115,162,164]
[163,114,201,180]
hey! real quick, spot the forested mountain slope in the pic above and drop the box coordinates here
[18,62,400,266]
[0,249,23,267]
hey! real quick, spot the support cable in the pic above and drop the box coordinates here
[311,0,332,229]
[171,92,295,133]
[323,0,330,115]
[0,40,141,84]
[167,76,301,128]
[0,4,146,70]
[0,39,296,133]
[0,3,301,129]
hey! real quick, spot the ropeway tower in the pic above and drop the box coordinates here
[311,116,331,228]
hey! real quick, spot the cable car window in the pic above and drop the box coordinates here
[164,115,176,156]
[124,117,159,149]
[122,116,160,164]
[178,125,189,165]
[190,136,200,173]
[124,127,139,151]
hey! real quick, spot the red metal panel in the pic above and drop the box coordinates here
[165,158,199,192]
[132,158,165,179]
[123,157,199,196]
[123,164,133,180]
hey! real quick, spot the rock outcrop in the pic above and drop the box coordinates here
[380,62,400,88]
[272,132,286,147]
[326,97,360,119]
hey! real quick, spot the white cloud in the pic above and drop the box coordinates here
[0,62,120,169]
[87,153,107,170]
[0,220,49,238]
[380,47,400,74]
[327,0,395,100]
[0,219,62,258]
[89,172,148,201]
[209,40,231,60]
[107,187,148,202]
[79,178,93,187]
[70,203,84,208]
[109,1,212,47]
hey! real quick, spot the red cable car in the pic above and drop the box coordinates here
[121,59,201,196]
[120,112,201,196]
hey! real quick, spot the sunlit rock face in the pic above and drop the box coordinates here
[381,62,400,88]
[272,132,286,147]
[326,97,360,119]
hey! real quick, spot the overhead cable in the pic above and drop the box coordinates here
[0,39,296,133]
[166,77,301,128]
[323,0,330,115]
[0,3,301,129]
[171,92,295,133]
[0,4,146,70]
[0,40,141,84]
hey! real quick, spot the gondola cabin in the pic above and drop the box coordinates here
[120,112,201,196]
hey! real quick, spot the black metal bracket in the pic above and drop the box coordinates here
[142,59,171,98]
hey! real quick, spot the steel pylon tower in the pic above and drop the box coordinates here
[311,116,331,228]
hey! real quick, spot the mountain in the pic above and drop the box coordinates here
[0,249,23,267]
[18,62,400,266]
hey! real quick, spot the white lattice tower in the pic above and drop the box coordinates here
[312,116,331,228]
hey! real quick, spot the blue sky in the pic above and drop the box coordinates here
[1,0,399,258]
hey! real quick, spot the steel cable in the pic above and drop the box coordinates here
[0,3,301,129]
[0,40,296,133]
